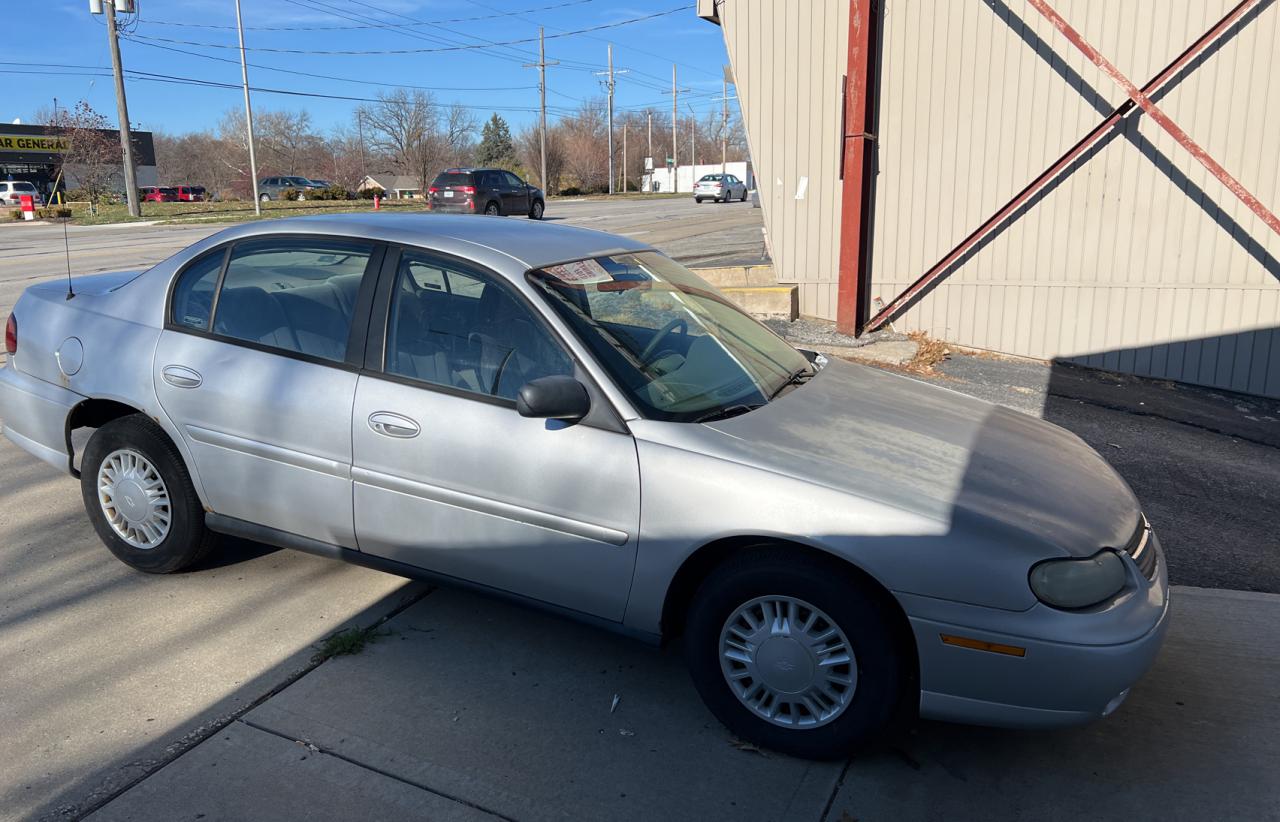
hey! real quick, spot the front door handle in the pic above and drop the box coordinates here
[368,411,420,439]
[162,365,202,389]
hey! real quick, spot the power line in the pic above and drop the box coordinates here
[0,65,570,113]
[140,0,601,31]
[124,6,692,55]
[118,36,539,93]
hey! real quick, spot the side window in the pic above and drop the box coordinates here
[502,172,524,188]
[386,251,572,400]
[170,250,226,331]
[211,238,375,362]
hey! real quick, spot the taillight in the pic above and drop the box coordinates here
[461,185,476,194]
[428,186,439,193]
[4,313,16,356]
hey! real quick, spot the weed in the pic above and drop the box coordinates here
[312,625,391,663]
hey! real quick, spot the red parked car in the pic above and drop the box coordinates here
[140,187,178,202]
[174,185,206,202]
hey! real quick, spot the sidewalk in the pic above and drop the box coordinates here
[87,585,1280,822]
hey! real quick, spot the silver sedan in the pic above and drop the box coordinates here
[694,173,749,203]
[0,214,1168,759]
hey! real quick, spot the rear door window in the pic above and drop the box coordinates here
[209,238,377,362]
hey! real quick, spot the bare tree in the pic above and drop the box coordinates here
[559,99,609,194]
[46,101,121,207]
[516,122,565,193]
[356,90,449,194]
[442,104,477,169]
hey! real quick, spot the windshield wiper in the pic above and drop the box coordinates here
[768,367,814,400]
[692,403,765,424]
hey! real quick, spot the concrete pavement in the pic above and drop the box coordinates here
[86,586,1280,822]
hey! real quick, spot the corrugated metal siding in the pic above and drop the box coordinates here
[867,0,1280,397]
[718,0,848,319]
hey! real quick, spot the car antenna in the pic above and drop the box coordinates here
[62,211,75,300]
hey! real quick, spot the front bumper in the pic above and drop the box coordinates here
[0,362,83,472]
[906,534,1170,728]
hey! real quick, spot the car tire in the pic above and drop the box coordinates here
[80,414,217,574]
[741,189,749,202]
[684,548,905,760]
[695,197,703,204]
[529,199,545,220]
[260,193,271,202]
[484,201,501,216]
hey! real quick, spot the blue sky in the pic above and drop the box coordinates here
[8,0,733,134]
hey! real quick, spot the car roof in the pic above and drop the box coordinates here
[203,213,653,270]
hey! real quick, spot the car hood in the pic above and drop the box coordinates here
[704,358,1141,559]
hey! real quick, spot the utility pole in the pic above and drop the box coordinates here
[103,1,140,217]
[356,110,367,178]
[594,45,627,195]
[234,0,261,215]
[722,77,728,176]
[621,125,627,193]
[523,28,558,191]
[689,104,696,174]
[671,66,678,192]
[646,112,652,193]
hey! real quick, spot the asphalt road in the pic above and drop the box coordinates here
[0,196,765,323]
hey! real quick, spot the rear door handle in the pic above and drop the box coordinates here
[162,365,202,389]
[368,411,420,439]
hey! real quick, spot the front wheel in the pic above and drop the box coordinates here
[259,193,270,202]
[684,549,905,759]
[695,197,703,204]
[528,199,544,220]
[81,414,217,574]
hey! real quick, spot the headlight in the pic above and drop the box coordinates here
[1028,551,1127,609]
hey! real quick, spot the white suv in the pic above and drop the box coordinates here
[0,181,44,206]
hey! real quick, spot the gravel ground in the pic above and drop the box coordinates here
[764,317,908,349]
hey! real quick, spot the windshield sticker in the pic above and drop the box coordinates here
[544,259,613,284]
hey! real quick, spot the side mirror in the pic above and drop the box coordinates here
[517,375,591,422]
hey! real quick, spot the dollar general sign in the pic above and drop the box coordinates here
[0,134,72,153]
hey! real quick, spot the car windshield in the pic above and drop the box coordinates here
[699,175,723,182]
[529,252,811,422]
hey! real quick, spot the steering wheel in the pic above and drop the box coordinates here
[638,318,688,363]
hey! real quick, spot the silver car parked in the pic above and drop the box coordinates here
[694,173,749,203]
[0,215,1168,759]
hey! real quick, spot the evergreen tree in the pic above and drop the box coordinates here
[476,113,516,168]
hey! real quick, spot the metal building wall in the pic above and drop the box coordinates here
[716,0,849,319]
[869,0,1280,397]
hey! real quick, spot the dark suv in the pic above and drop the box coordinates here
[428,168,545,219]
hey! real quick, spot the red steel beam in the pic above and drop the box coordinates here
[1027,0,1280,239]
[865,0,1263,333]
[835,0,877,335]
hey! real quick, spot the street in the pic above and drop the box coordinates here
[0,202,1277,821]
[0,196,765,323]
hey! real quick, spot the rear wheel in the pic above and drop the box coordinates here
[529,199,545,220]
[684,549,905,759]
[259,193,270,202]
[484,201,501,216]
[81,414,216,574]
[695,197,703,204]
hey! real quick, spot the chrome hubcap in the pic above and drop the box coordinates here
[719,596,857,728]
[98,449,171,549]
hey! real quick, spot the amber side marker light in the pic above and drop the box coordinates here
[940,634,1027,657]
